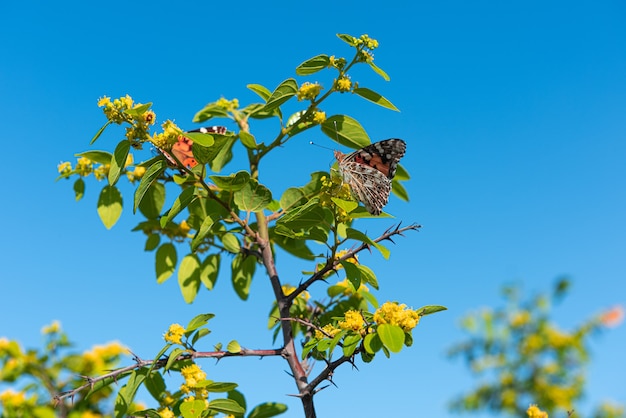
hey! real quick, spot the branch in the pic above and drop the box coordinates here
[287,223,421,303]
[53,347,283,404]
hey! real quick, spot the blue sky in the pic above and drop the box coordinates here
[1,1,625,417]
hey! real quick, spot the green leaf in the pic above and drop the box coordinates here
[193,103,229,123]
[186,313,215,333]
[155,243,177,284]
[75,150,113,165]
[210,171,250,191]
[239,131,257,149]
[207,398,245,415]
[191,214,216,252]
[336,33,357,46]
[221,233,240,254]
[392,179,409,202]
[233,179,272,212]
[331,197,359,213]
[321,115,370,149]
[377,323,405,353]
[197,381,238,392]
[263,78,298,112]
[180,399,206,418]
[231,254,256,300]
[394,163,410,181]
[340,260,362,289]
[226,340,241,353]
[342,333,362,357]
[97,185,123,229]
[247,83,272,101]
[73,178,85,201]
[178,254,201,303]
[90,120,112,145]
[210,136,237,172]
[184,131,215,147]
[200,254,220,290]
[145,234,160,251]
[160,187,196,227]
[353,87,399,111]
[363,333,383,354]
[345,227,390,259]
[124,102,152,117]
[144,372,166,402]
[114,369,147,418]
[357,264,379,290]
[270,229,315,261]
[108,140,131,186]
[416,305,448,316]
[280,187,307,211]
[368,61,390,81]
[248,402,288,418]
[139,183,165,220]
[296,54,330,75]
[164,347,184,372]
[134,160,166,213]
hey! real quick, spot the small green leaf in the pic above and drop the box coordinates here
[226,340,241,353]
[357,264,379,290]
[145,234,160,251]
[368,61,390,81]
[233,179,272,212]
[186,313,215,333]
[231,254,256,300]
[193,103,229,123]
[394,163,410,181]
[124,102,152,117]
[331,197,359,213]
[210,171,250,191]
[75,150,113,165]
[139,183,165,220]
[199,381,238,392]
[114,369,147,418]
[143,372,166,404]
[247,402,288,418]
[345,227,390,259]
[340,260,362,289]
[97,185,123,229]
[391,180,409,202]
[178,254,201,304]
[239,131,257,149]
[73,178,85,201]
[321,115,370,149]
[363,333,383,354]
[247,84,272,101]
[342,333,362,357]
[156,243,177,284]
[180,399,205,418]
[295,54,330,75]
[263,78,298,112]
[353,87,399,111]
[280,187,306,211]
[160,187,196,227]
[221,233,240,254]
[207,398,245,415]
[377,323,405,353]
[209,136,237,172]
[200,254,220,290]
[108,140,131,186]
[417,305,448,316]
[90,121,111,145]
[134,160,166,213]
[184,131,215,147]
[336,33,357,46]
[191,215,216,252]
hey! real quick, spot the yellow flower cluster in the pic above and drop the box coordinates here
[158,407,176,418]
[357,34,379,50]
[338,310,365,332]
[57,161,72,175]
[527,404,548,418]
[510,310,531,327]
[217,97,239,111]
[315,323,340,339]
[81,342,127,374]
[312,110,326,124]
[98,95,156,148]
[151,120,183,150]
[329,55,347,70]
[180,364,209,402]
[373,302,420,332]
[334,278,369,296]
[297,82,323,101]
[318,175,354,222]
[126,166,147,183]
[164,323,186,345]
[335,76,352,92]
[0,389,27,408]
[41,320,61,334]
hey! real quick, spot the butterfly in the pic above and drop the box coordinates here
[162,126,227,168]
[334,139,406,215]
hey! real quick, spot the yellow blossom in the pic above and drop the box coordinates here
[79,411,102,418]
[527,404,549,418]
[93,165,109,181]
[0,389,26,408]
[143,110,156,125]
[164,323,186,345]
[335,250,358,265]
[57,161,72,175]
[179,220,191,235]
[41,320,61,334]
[125,153,134,168]
[312,111,326,124]
[296,82,323,101]
[180,363,206,387]
[158,407,176,418]
[510,310,531,327]
[335,76,352,92]
[315,323,340,339]
[282,284,310,302]
[373,302,420,332]
[97,96,111,107]
[338,310,365,332]
[359,34,379,50]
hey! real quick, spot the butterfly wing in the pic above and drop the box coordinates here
[162,126,228,169]
[336,139,406,215]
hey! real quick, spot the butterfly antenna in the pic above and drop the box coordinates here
[309,141,333,151]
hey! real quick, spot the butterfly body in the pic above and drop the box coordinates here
[163,126,227,168]
[334,139,406,215]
